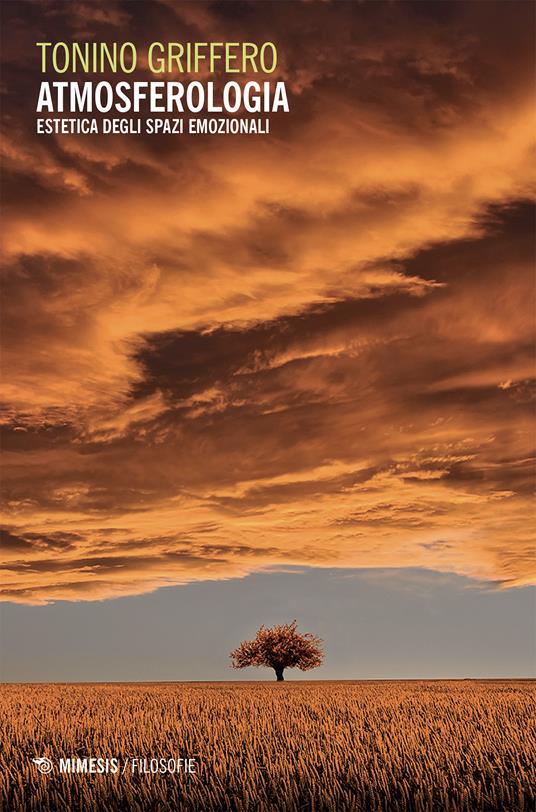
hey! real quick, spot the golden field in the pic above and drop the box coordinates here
[1,680,534,811]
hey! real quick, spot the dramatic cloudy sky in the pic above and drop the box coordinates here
[1,0,535,616]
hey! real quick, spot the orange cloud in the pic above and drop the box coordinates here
[1,0,534,603]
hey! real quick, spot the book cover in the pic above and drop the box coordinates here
[1,2,534,811]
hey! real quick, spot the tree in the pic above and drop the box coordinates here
[230,621,323,681]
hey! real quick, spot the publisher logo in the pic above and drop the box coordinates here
[30,755,197,776]
[32,757,54,775]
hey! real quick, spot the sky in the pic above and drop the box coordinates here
[0,1,535,679]
[2,568,535,682]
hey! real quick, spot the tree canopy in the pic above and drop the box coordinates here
[230,621,323,680]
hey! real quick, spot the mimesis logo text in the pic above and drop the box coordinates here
[59,757,120,773]
[32,757,120,774]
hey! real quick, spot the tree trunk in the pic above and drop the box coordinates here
[274,666,285,681]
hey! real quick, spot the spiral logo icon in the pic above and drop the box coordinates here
[32,757,54,774]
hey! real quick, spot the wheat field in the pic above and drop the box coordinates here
[1,680,534,811]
